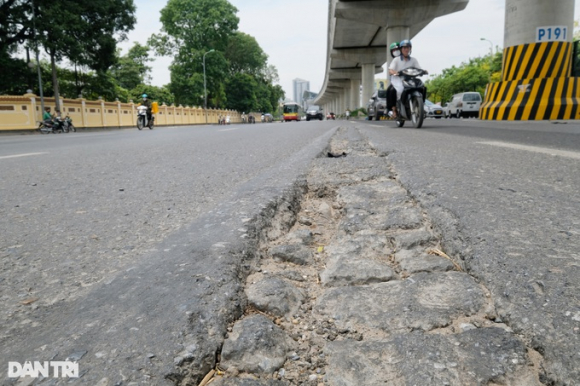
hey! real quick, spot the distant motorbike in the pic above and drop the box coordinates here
[38,119,63,134]
[393,67,427,128]
[63,114,76,132]
[137,105,154,130]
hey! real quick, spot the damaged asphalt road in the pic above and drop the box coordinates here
[2,120,580,385]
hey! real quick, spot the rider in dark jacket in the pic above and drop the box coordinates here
[140,94,152,122]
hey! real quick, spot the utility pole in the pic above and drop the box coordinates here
[480,38,494,82]
[203,49,215,124]
[31,0,45,116]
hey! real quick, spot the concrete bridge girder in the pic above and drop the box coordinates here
[330,47,386,65]
[334,0,469,28]
[329,67,383,80]
[313,0,470,111]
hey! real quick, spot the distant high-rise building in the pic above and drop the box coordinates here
[293,78,310,107]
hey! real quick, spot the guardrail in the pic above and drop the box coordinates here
[0,93,250,131]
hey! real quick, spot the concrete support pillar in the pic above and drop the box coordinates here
[349,79,360,109]
[481,0,577,120]
[504,0,574,47]
[361,63,375,109]
[343,87,350,112]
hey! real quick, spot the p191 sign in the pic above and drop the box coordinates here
[536,26,568,42]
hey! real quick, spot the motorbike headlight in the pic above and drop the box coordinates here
[402,68,422,76]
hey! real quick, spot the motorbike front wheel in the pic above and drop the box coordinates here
[410,96,424,128]
[137,116,144,130]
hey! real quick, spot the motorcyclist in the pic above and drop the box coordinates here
[42,107,54,127]
[140,94,153,123]
[386,42,400,117]
[388,40,427,118]
[53,108,64,131]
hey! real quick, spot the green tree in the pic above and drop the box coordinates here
[425,51,502,104]
[225,73,258,113]
[149,0,239,55]
[131,84,175,106]
[225,32,268,76]
[0,0,31,54]
[0,50,33,95]
[33,0,136,108]
[167,49,228,107]
[111,43,153,90]
[150,0,238,107]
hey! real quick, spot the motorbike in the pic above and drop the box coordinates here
[38,118,64,134]
[63,114,76,132]
[393,67,427,128]
[137,105,154,130]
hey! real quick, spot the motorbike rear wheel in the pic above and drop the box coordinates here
[411,96,424,128]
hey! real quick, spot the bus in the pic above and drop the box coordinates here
[282,102,303,122]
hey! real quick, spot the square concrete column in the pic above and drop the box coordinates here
[361,63,375,109]
[350,79,360,109]
[343,87,351,112]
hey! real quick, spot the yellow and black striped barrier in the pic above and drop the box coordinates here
[481,41,580,120]
[480,77,580,120]
[502,41,572,82]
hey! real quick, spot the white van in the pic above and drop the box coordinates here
[445,92,482,118]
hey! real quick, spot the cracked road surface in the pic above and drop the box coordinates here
[1,118,579,385]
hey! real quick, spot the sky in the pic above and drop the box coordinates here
[120,0,580,100]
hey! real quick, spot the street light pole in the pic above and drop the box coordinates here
[31,0,45,117]
[480,38,494,81]
[203,49,215,124]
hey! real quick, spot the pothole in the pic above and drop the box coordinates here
[187,126,544,386]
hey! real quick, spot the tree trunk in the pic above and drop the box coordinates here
[50,50,60,110]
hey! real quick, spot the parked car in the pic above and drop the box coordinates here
[367,89,388,120]
[445,92,482,118]
[424,99,444,119]
[326,112,336,120]
[306,105,323,121]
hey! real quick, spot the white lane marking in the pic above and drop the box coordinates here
[478,141,580,160]
[217,127,239,132]
[0,152,48,160]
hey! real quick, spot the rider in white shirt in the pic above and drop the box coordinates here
[388,40,427,118]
